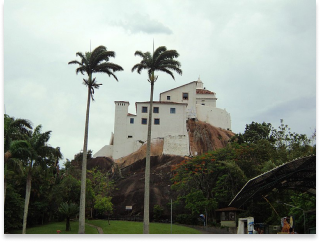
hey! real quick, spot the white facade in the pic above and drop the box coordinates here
[93,78,231,160]
[160,78,231,130]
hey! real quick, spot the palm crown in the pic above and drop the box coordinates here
[68,45,124,100]
[132,46,182,80]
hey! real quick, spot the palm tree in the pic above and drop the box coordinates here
[68,45,123,234]
[21,125,58,234]
[4,114,32,205]
[58,202,79,231]
[132,45,182,233]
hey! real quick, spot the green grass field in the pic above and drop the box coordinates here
[10,220,201,234]
[88,220,201,234]
[11,221,98,234]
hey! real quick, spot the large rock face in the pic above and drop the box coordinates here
[187,119,234,155]
[112,155,184,218]
[87,120,234,218]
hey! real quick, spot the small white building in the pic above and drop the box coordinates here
[93,78,231,160]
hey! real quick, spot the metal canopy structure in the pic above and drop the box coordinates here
[229,155,316,208]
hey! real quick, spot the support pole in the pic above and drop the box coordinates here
[171,199,173,234]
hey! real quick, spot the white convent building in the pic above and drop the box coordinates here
[93,78,231,161]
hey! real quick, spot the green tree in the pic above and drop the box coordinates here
[171,153,246,222]
[232,121,276,144]
[87,168,115,218]
[4,183,24,232]
[58,202,79,231]
[68,45,123,233]
[94,195,113,225]
[4,114,32,205]
[153,205,164,221]
[132,45,182,233]
[21,125,59,234]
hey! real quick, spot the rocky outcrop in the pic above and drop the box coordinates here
[187,119,234,155]
[111,155,184,218]
[86,120,234,218]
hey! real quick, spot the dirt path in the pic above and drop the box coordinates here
[85,223,104,234]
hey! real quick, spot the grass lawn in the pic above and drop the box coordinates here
[87,220,201,234]
[10,221,98,234]
[10,220,200,234]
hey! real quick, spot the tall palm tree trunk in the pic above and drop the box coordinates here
[22,169,32,234]
[4,162,7,207]
[143,75,154,234]
[78,85,91,234]
[66,216,71,231]
[4,176,6,207]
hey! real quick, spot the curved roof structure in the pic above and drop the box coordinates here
[229,155,316,208]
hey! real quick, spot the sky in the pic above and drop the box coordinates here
[3,0,317,163]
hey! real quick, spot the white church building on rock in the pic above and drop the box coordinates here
[93,78,231,161]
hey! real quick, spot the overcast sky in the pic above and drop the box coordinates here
[3,0,316,163]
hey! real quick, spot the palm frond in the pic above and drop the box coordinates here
[134,51,145,58]
[70,46,123,97]
[7,157,25,175]
[94,62,124,73]
[90,46,107,61]
[157,68,175,79]
[98,68,119,81]
[132,63,148,74]
[154,50,180,66]
[76,52,87,63]
[68,60,82,65]
[153,46,167,59]
[157,64,182,76]
[158,59,181,68]
[83,77,103,101]
[91,51,116,67]
[76,66,86,75]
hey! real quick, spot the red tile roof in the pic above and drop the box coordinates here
[196,89,215,94]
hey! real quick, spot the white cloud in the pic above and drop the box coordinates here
[113,13,173,35]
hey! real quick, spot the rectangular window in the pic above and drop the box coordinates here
[141,118,147,125]
[182,93,188,100]
[154,118,160,125]
[128,135,133,138]
[153,107,159,113]
[130,118,134,124]
[167,96,171,100]
[170,108,176,114]
[142,106,148,113]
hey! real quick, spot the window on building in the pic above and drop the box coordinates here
[182,93,189,100]
[170,108,176,114]
[128,135,133,138]
[142,106,148,113]
[130,118,134,124]
[167,96,171,100]
[201,103,205,106]
[141,118,147,124]
[154,118,160,125]
[153,107,159,113]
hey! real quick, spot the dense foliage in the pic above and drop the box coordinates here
[170,120,316,232]
[4,114,115,233]
[4,114,315,233]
